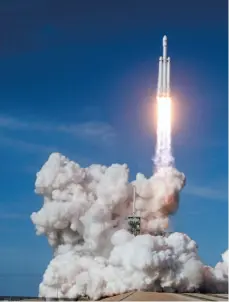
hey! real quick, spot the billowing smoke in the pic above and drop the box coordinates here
[31,153,228,299]
[201,250,228,293]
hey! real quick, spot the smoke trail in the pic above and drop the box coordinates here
[154,97,174,169]
[31,153,227,300]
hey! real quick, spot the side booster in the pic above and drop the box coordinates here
[157,35,171,98]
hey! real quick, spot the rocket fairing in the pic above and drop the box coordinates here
[157,35,171,97]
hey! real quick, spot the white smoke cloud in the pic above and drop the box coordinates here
[31,152,228,299]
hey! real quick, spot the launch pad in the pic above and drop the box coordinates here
[127,216,141,236]
[127,185,141,236]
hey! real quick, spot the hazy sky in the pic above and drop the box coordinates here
[0,0,227,296]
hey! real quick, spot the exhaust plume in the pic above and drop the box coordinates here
[154,96,174,169]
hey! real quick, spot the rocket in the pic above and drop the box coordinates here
[157,35,170,97]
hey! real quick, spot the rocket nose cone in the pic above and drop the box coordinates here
[163,35,167,46]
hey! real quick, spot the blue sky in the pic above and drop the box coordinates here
[0,0,227,296]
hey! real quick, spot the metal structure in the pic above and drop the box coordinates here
[157,35,171,97]
[127,185,141,236]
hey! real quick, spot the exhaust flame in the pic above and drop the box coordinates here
[154,96,174,169]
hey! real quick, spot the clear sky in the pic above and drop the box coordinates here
[0,0,227,296]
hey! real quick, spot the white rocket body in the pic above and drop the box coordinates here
[157,35,170,97]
